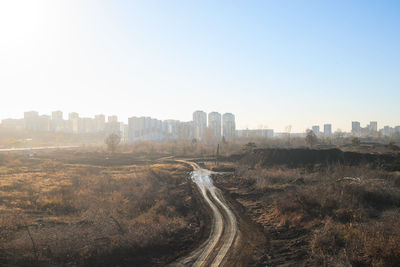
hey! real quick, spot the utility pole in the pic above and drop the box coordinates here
[215,143,220,166]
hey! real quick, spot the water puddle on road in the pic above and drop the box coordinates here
[191,169,213,188]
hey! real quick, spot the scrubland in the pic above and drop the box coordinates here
[214,162,400,266]
[0,152,205,266]
[2,146,399,267]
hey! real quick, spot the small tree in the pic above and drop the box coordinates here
[386,141,397,151]
[243,142,256,153]
[352,137,360,147]
[221,136,227,145]
[305,129,318,148]
[334,129,345,144]
[105,133,121,153]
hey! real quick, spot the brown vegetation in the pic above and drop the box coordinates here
[0,152,206,266]
[214,161,400,266]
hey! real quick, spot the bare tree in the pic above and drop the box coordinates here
[243,142,257,153]
[305,129,318,148]
[105,133,121,153]
[352,137,360,147]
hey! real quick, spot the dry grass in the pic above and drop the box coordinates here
[232,164,400,266]
[0,154,196,266]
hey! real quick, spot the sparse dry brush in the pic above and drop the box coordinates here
[232,164,400,266]
[0,154,197,266]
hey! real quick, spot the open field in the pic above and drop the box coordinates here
[0,151,210,266]
[210,150,400,266]
[1,147,399,266]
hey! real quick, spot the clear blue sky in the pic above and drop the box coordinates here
[0,0,399,132]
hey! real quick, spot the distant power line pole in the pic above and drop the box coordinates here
[285,125,292,145]
[215,143,220,166]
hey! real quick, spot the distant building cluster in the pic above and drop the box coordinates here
[1,110,236,142]
[308,124,333,137]
[236,129,274,138]
[307,121,400,139]
[351,121,400,137]
[2,111,125,138]
[2,111,400,142]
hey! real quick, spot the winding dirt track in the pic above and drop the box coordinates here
[172,160,237,267]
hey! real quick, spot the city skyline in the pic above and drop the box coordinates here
[2,110,240,143]
[1,1,400,132]
[4,108,394,133]
[2,109,400,137]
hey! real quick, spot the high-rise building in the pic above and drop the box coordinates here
[38,115,51,131]
[24,111,39,131]
[120,122,128,142]
[222,113,236,138]
[177,121,194,140]
[128,117,138,142]
[208,112,221,139]
[80,118,95,133]
[1,118,24,130]
[162,120,180,140]
[105,115,119,136]
[108,115,118,123]
[193,111,207,140]
[128,116,163,141]
[369,121,378,132]
[52,111,63,121]
[67,113,79,133]
[94,114,105,132]
[71,118,81,133]
[311,125,320,136]
[236,129,273,138]
[68,112,79,121]
[324,124,332,137]
[383,126,392,136]
[149,118,162,140]
[352,121,361,136]
[51,111,64,132]
[128,116,147,142]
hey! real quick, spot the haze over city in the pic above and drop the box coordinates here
[1,0,400,132]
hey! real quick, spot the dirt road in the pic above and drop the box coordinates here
[172,160,238,267]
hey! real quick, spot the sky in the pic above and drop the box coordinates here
[0,0,399,132]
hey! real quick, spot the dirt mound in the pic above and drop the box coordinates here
[241,148,400,170]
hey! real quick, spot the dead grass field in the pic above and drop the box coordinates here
[214,162,400,266]
[0,152,205,266]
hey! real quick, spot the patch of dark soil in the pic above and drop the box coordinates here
[84,226,204,267]
[241,148,400,171]
[214,173,312,267]
[211,166,236,172]
[216,184,269,266]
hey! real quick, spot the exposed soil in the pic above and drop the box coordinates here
[218,182,269,267]
[214,174,312,266]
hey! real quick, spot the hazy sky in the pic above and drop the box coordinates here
[1,0,399,132]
